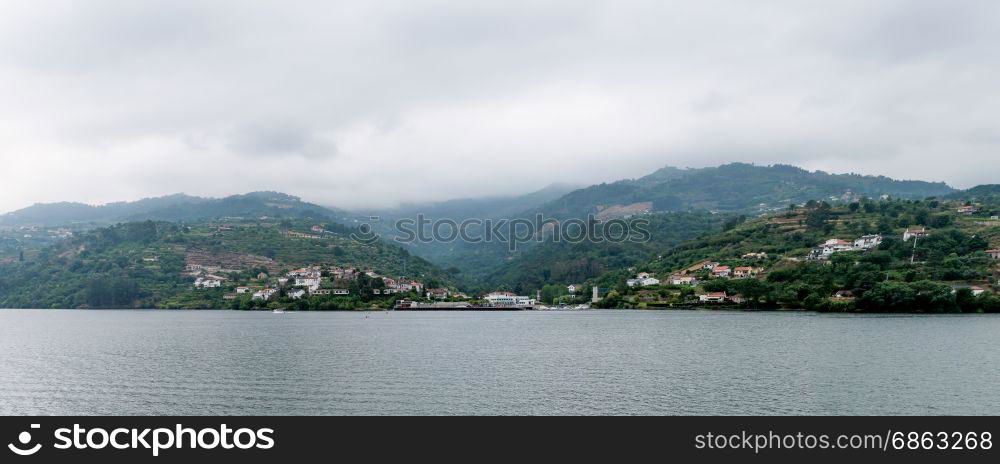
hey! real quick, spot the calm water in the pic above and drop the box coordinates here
[1,309,998,416]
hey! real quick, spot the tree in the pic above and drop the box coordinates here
[732,279,771,308]
[805,204,832,231]
[723,215,747,231]
[930,214,952,228]
[857,282,917,313]
[955,288,978,313]
[540,284,566,304]
[877,216,895,235]
[910,280,958,313]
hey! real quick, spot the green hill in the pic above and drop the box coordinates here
[534,163,955,220]
[0,166,975,309]
[0,218,452,309]
[0,194,207,226]
[0,191,345,227]
[354,164,958,294]
[946,184,1000,203]
[478,212,723,294]
[440,164,954,292]
[363,184,581,277]
[584,197,999,313]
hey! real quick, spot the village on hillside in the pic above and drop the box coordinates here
[190,261,476,305]
[587,198,1000,310]
[182,223,540,309]
[3,195,997,312]
[189,262,542,309]
[183,197,1000,311]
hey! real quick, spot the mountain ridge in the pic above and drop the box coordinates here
[0,191,343,227]
[532,163,956,221]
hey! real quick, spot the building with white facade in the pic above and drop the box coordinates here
[699,292,727,303]
[670,275,699,286]
[484,292,536,307]
[853,235,883,250]
[194,276,224,289]
[903,228,929,241]
[252,288,278,301]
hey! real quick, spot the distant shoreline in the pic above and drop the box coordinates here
[4,307,999,315]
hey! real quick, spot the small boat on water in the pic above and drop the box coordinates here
[273,308,286,314]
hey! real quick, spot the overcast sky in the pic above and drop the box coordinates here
[1,0,998,213]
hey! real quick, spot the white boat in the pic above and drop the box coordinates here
[273,308,286,314]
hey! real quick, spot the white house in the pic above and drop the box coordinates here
[809,239,854,260]
[670,275,699,286]
[567,284,581,294]
[295,278,321,292]
[903,228,929,241]
[957,205,979,215]
[986,249,1000,260]
[484,292,536,307]
[733,267,760,279]
[399,281,424,292]
[637,272,655,279]
[712,266,731,278]
[822,239,854,255]
[699,292,727,303]
[627,277,661,287]
[427,288,450,299]
[194,277,223,289]
[288,289,307,300]
[853,235,883,250]
[252,288,278,301]
[333,289,350,296]
[288,268,321,279]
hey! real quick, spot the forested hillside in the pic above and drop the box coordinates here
[586,195,999,313]
[535,163,955,220]
[0,219,451,309]
[0,192,343,227]
[480,212,722,293]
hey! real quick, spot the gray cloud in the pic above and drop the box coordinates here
[0,0,998,213]
[226,123,337,159]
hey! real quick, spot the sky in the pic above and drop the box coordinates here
[1,0,998,213]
